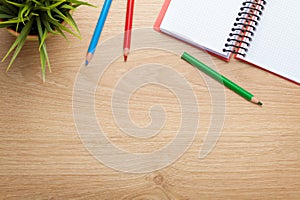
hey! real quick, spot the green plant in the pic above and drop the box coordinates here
[0,0,95,81]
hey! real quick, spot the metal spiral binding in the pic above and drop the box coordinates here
[223,0,267,57]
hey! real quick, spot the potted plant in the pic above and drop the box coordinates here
[0,0,95,82]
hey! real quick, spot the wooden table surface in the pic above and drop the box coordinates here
[0,0,299,199]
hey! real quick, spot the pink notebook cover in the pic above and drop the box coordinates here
[154,0,171,32]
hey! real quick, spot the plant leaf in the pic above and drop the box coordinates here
[0,5,14,15]
[64,11,80,34]
[44,0,60,22]
[2,17,34,63]
[53,8,80,34]
[0,13,14,18]
[24,6,33,17]
[19,3,30,23]
[36,16,48,51]
[0,23,14,28]
[0,18,19,24]
[36,0,66,11]
[39,43,47,82]
[41,12,58,34]
[5,0,24,8]
[45,13,81,38]
[54,25,68,41]
[41,42,51,73]
[67,0,96,8]
[37,17,48,82]
[30,0,42,6]
[0,1,18,14]
[60,4,75,11]
[39,29,48,50]
[6,36,26,71]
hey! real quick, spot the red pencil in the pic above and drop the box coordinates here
[123,0,134,62]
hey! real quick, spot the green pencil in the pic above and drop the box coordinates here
[181,52,262,105]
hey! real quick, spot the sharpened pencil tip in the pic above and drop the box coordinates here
[123,48,130,62]
[85,53,94,66]
[258,101,263,106]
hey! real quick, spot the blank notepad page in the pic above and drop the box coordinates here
[160,0,242,58]
[238,0,300,83]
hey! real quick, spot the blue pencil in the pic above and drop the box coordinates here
[85,0,113,66]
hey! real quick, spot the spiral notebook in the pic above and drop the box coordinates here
[154,0,300,84]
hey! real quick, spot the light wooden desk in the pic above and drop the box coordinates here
[0,0,299,199]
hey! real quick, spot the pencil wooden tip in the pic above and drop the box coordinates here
[251,97,263,106]
[85,53,93,66]
[123,48,130,62]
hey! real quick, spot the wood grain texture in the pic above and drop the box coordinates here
[0,0,299,199]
